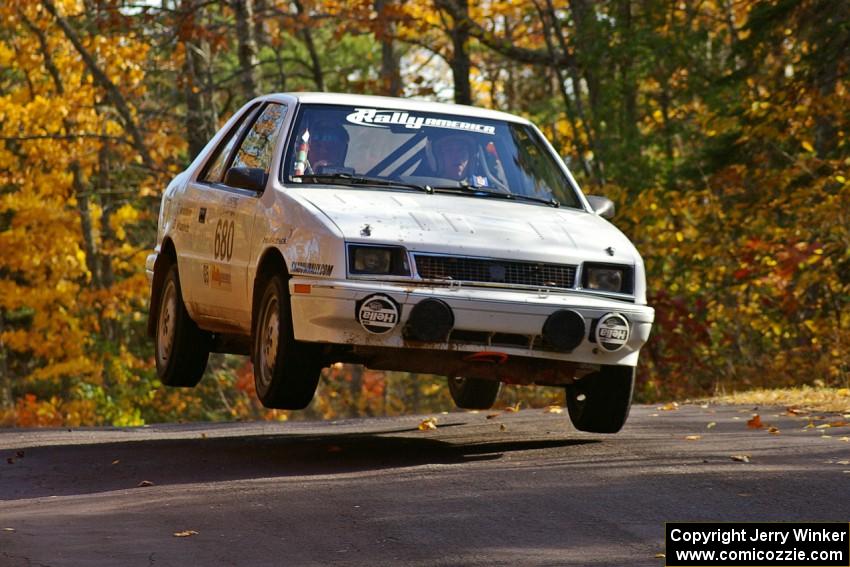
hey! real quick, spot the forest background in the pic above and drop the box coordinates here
[0,0,848,426]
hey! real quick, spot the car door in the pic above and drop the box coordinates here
[187,102,289,333]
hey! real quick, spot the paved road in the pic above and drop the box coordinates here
[1,403,849,566]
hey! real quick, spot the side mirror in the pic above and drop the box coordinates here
[586,195,616,219]
[224,167,267,192]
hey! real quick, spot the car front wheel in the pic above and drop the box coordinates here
[448,376,501,410]
[253,274,322,409]
[565,365,635,433]
[155,264,210,387]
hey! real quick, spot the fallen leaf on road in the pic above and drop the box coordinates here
[747,414,763,429]
[837,388,849,397]
[15,451,24,459]
[543,405,563,414]
[786,406,808,416]
[827,421,849,428]
[504,402,521,413]
[837,460,850,465]
[655,553,666,559]
[685,435,701,441]
[138,480,155,487]
[111,460,120,465]
[707,422,717,429]
[659,402,679,411]
[173,530,198,538]
[840,437,849,442]
[821,435,833,439]
[499,424,507,432]
[6,458,14,465]
[2,528,15,532]
[486,413,500,419]
[816,423,832,429]
[731,455,751,463]
[699,403,709,409]
[418,417,438,431]
[768,427,780,434]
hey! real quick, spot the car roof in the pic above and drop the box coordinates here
[261,92,532,125]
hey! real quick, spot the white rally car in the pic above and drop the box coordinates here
[146,93,654,433]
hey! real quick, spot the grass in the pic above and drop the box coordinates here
[702,386,850,414]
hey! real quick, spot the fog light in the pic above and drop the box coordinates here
[542,310,585,352]
[403,299,453,342]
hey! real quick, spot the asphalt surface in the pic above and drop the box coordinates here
[1,403,849,566]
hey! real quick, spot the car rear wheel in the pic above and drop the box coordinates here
[565,365,634,433]
[253,274,322,409]
[155,264,210,387]
[448,376,501,410]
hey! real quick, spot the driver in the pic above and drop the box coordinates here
[430,132,476,180]
[309,121,350,172]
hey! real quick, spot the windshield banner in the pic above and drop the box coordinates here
[346,108,496,135]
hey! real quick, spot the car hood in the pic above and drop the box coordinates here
[292,187,639,266]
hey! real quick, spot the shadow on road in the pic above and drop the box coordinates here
[1,429,598,500]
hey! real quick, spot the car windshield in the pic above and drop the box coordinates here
[282,104,582,208]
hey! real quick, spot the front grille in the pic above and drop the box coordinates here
[414,254,576,289]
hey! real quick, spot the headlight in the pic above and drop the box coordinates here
[582,264,632,293]
[348,245,411,276]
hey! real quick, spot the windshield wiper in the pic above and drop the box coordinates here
[295,173,433,193]
[431,182,560,208]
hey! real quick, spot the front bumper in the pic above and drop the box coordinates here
[289,277,654,367]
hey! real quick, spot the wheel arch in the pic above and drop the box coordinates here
[252,247,290,336]
[147,238,178,338]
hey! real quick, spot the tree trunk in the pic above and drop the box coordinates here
[178,0,214,159]
[0,313,11,411]
[23,10,103,285]
[533,0,594,181]
[375,0,402,96]
[233,0,260,101]
[556,0,605,183]
[293,0,325,91]
[618,0,638,148]
[444,0,472,104]
[42,0,153,170]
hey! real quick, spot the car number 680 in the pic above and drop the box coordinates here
[214,219,235,261]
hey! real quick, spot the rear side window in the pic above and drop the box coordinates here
[230,103,288,174]
[199,104,260,184]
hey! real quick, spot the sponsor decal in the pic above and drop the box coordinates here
[291,262,333,277]
[210,264,232,290]
[198,207,207,224]
[346,108,496,135]
[357,294,400,334]
[177,206,193,217]
[262,235,288,245]
[175,222,191,233]
[202,264,210,285]
[595,313,630,352]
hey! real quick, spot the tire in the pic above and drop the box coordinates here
[253,274,322,409]
[448,376,501,410]
[565,365,635,433]
[155,264,210,387]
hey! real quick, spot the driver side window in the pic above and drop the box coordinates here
[231,103,288,174]
[200,104,260,184]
